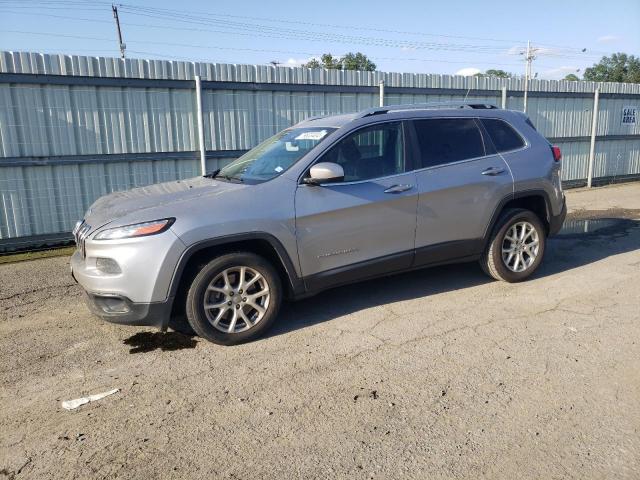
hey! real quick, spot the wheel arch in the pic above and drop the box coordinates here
[166,233,304,319]
[483,190,552,248]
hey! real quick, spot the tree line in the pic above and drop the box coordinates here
[300,52,640,84]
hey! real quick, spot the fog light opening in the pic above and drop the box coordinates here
[99,297,131,314]
[96,257,122,274]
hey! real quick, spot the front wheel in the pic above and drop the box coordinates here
[481,209,546,282]
[185,252,282,345]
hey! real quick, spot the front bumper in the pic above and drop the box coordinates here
[69,229,185,303]
[70,269,173,329]
[70,227,185,330]
[548,196,567,236]
[83,291,173,330]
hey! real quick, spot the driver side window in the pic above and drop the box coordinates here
[322,122,406,182]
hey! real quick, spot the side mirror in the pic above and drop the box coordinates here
[304,162,344,185]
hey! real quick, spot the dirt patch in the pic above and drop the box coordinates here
[566,207,640,221]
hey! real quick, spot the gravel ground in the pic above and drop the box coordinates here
[1,184,639,479]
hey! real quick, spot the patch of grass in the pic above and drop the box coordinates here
[0,246,76,264]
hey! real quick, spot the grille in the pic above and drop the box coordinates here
[73,220,91,258]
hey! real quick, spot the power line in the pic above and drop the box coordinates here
[0,0,560,48]
[4,29,566,69]
[115,6,605,60]
[2,2,510,55]
[116,3,610,56]
[0,3,604,76]
[120,10,518,53]
[1,8,513,55]
[118,2,609,54]
[0,0,614,56]
[0,6,606,60]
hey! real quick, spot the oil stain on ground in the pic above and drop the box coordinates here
[123,331,198,354]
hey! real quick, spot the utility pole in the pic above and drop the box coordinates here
[523,40,536,113]
[522,40,538,114]
[112,4,126,59]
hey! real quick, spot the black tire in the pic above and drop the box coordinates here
[480,208,546,283]
[185,252,282,345]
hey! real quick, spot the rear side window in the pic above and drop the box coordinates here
[481,119,526,152]
[413,118,485,168]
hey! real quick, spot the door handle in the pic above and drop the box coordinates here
[481,167,505,176]
[384,184,414,194]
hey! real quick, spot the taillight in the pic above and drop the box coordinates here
[551,145,562,162]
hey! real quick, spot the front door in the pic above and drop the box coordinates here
[295,121,418,290]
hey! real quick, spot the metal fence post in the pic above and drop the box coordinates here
[587,88,600,188]
[195,75,207,175]
[379,80,385,107]
[501,86,507,109]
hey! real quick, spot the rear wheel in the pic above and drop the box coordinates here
[185,252,282,345]
[481,208,546,282]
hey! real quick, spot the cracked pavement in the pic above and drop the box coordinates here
[1,184,640,479]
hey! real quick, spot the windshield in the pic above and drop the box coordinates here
[217,127,336,183]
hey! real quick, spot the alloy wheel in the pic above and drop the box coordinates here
[203,266,270,333]
[501,221,540,273]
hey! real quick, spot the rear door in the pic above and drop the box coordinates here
[295,121,418,290]
[411,117,514,265]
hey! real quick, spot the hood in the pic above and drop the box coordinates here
[85,176,245,228]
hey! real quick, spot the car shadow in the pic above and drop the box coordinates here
[266,217,640,339]
[269,262,489,338]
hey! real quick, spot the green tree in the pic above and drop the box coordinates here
[303,58,321,69]
[304,54,342,70]
[563,73,580,81]
[475,69,512,78]
[303,52,376,71]
[341,52,376,71]
[583,53,640,83]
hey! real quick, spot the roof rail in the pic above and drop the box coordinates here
[299,113,329,123]
[359,102,499,118]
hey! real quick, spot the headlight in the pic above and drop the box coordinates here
[94,218,175,240]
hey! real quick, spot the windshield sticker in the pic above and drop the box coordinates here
[285,142,299,151]
[274,166,284,173]
[295,130,327,141]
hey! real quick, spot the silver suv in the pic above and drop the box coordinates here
[71,103,566,345]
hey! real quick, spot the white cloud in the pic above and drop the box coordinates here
[286,58,311,66]
[540,66,580,80]
[597,35,620,43]
[455,67,481,77]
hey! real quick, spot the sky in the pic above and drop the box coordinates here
[0,0,638,80]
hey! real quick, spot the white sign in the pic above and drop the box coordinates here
[622,106,637,125]
[295,130,328,141]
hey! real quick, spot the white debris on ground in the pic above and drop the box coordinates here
[61,388,120,410]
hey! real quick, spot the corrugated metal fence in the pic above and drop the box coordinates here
[1,51,639,250]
